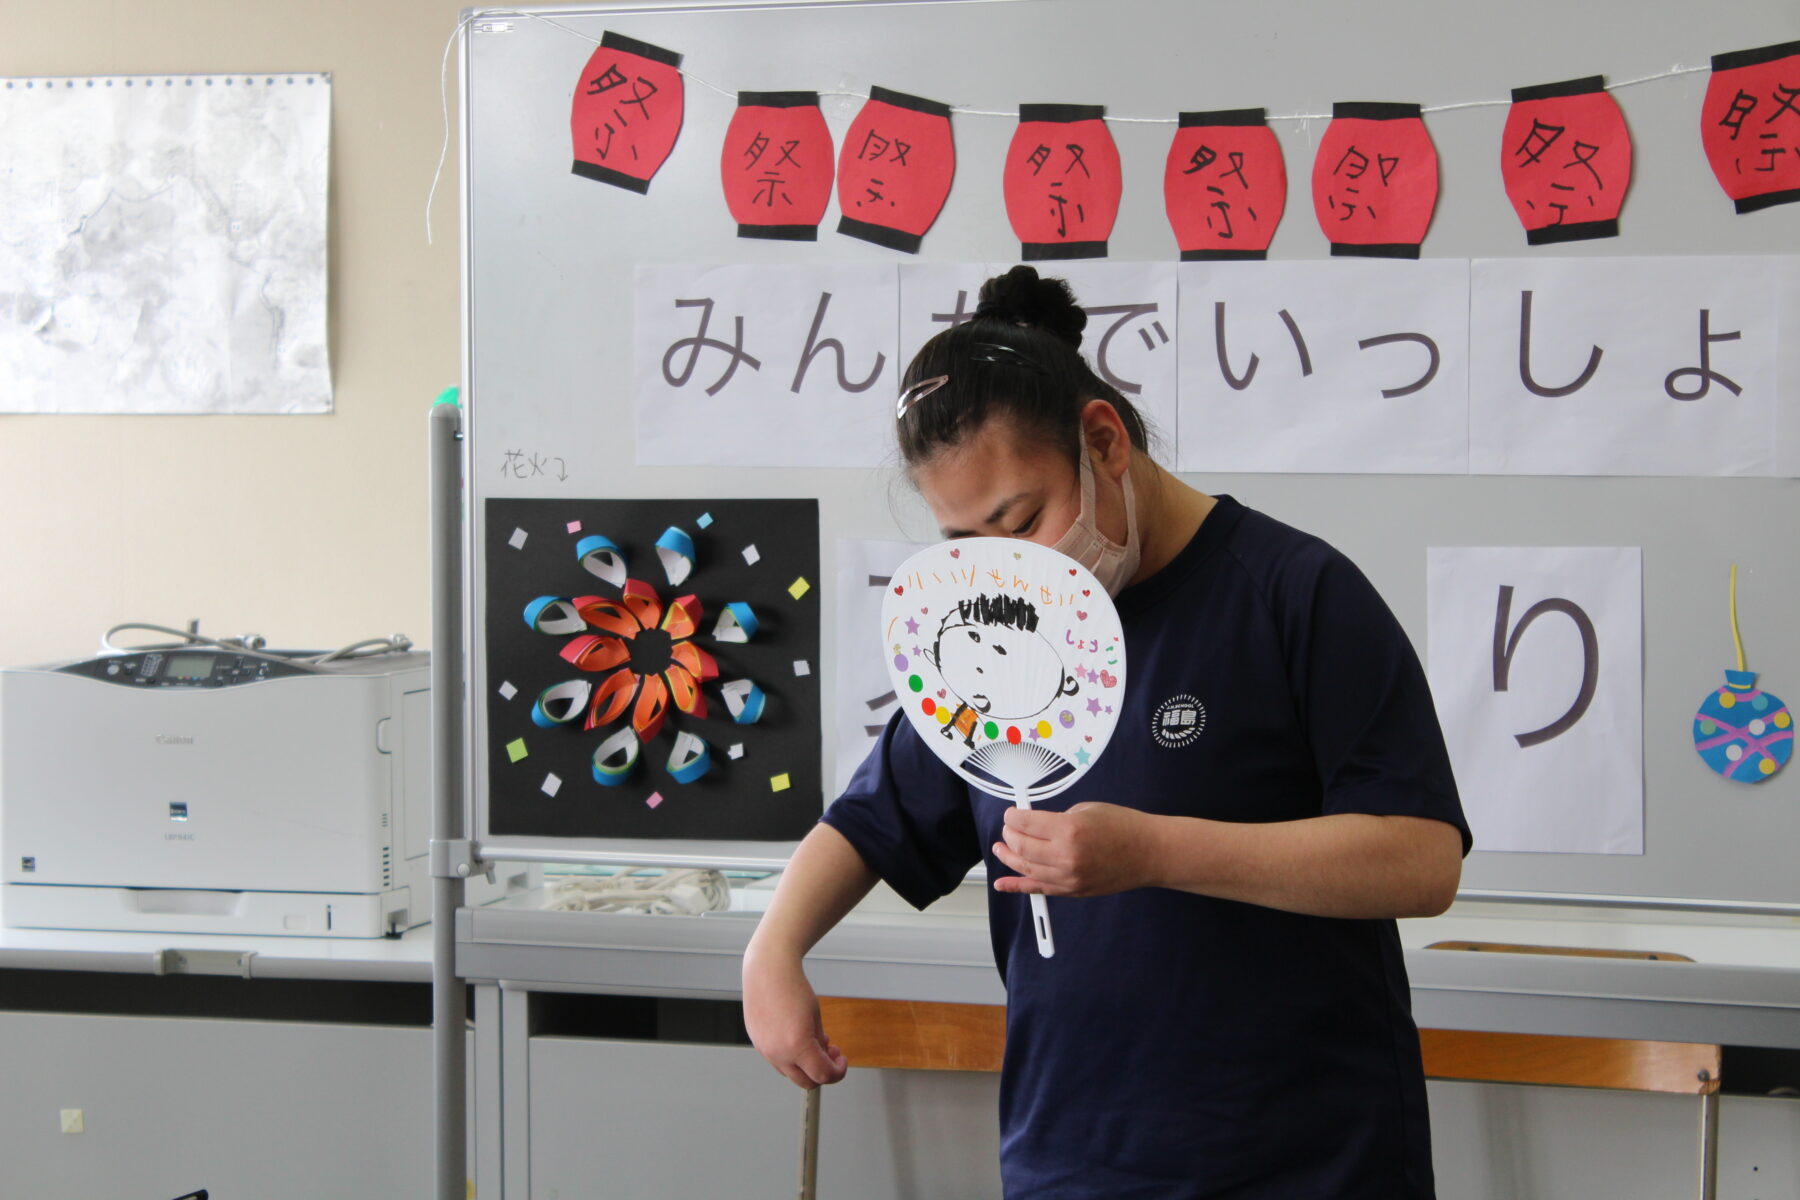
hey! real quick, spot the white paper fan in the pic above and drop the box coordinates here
[880,537,1128,957]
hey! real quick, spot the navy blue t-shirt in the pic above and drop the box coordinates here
[822,496,1470,1199]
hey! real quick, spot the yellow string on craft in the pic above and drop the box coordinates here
[1729,563,1746,673]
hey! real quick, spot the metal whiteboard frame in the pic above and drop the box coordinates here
[454,0,1800,901]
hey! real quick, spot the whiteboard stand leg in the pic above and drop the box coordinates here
[430,398,471,1200]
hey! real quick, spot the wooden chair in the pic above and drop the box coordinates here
[821,953,1725,1200]
[1420,941,1722,1200]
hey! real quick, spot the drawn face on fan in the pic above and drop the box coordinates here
[925,593,1078,720]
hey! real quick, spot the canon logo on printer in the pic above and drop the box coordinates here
[154,734,196,746]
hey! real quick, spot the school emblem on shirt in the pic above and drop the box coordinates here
[1152,694,1207,748]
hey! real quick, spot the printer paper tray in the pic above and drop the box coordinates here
[3,883,408,939]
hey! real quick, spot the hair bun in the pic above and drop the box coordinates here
[975,265,1087,350]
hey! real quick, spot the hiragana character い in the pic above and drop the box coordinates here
[1211,303,1314,391]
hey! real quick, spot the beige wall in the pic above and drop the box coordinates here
[0,0,475,665]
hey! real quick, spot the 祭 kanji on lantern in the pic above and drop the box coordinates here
[836,86,956,254]
[1164,108,1287,260]
[569,31,685,194]
[1700,38,1800,214]
[722,91,835,240]
[1501,76,1632,245]
[1003,104,1123,260]
[1311,102,1438,258]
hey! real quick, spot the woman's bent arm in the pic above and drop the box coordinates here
[742,822,880,1088]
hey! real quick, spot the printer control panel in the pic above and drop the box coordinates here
[58,651,316,688]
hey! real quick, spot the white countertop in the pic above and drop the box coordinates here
[0,920,436,981]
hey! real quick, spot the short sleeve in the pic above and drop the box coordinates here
[1285,549,1473,855]
[819,709,983,909]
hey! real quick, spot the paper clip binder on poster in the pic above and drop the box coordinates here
[0,619,532,938]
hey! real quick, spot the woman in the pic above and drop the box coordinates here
[743,266,1470,1199]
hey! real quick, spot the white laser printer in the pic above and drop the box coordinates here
[2,642,526,937]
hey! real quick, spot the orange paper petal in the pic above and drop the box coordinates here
[560,635,602,667]
[560,633,629,672]
[621,578,664,632]
[584,670,640,730]
[660,594,703,640]
[671,641,720,682]
[633,673,669,742]
[576,594,641,638]
[664,663,709,718]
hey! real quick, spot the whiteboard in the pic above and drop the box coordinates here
[462,0,1800,900]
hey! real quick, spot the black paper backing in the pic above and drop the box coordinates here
[484,497,821,842]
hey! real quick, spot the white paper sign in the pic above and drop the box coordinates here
[832,538,928,796]
[898,261,1180,447]
[1469,256,1785,477]
[0,74,331,413]
[1428,547,1643,855]
[635,264,898,467]
[1176,260,1470,473]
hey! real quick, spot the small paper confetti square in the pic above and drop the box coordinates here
[645,791,664,809]
[788,576,811,600]
[793,659,811,677]
[566,520,582,534]
[505,738,528,763]
[728,743,745,760]
[497,681,518,701]
[508,527,528,550]
[742,544,760,566]
[770,773,791,793]
[541,773,562,797]
[697,512,713,529]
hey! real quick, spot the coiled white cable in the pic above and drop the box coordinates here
[543,868,733,916]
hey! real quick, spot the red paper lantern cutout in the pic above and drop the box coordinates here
[569,32,685,194]
[1003,104,1122,260]
[1700,39,1800,214]
[1164,108,1286,260]
[721,91,834,241]
[1311,102,1438,258]
[1501,76,1631,245]
[835,86,956,254]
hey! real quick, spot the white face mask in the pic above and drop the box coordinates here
[1050,434,1140,596]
